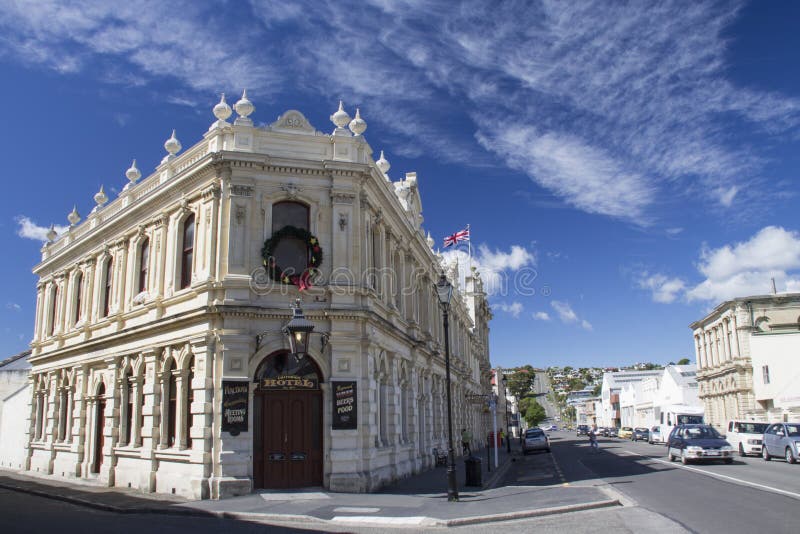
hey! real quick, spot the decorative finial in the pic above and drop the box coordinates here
[426,231,434,249]
[94,185,108,207]
[213,93,232,122]
[46,224,57,242]
[376,150,390,175]
[68,205,81,226]
[348,107,367,136]
[330,100,351,130]
[125,159,141,183]
[234,89,254,119]
[164,129,181,156]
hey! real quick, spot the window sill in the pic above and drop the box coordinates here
[154,447,192,462]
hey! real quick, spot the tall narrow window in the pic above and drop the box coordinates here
[102,259,113,317]
[185,357,195,448]
[762,365,770,385]
[167,361,177,447]
[58,388,68,441]
[124,369,134,446]
[35,392,45,440]
[48,285,59,336]
[137,238,150,293]
[270,202,309,276]
[73,272,83,325]
[180,215,195,289]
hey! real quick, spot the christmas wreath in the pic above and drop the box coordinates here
[261,226,322,291]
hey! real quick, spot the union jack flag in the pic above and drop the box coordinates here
[443,227,470,247]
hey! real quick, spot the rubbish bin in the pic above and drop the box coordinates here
[465,455,482,487]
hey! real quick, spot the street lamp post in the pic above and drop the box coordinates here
[501,375,511,453]
[435,273,459,502]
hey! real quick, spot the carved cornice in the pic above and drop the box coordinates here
[330,190,356,204]
[230,184,254,198]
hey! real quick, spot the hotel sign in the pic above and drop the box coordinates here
[222,381,249,435]
[260,374,319,390]
[332,381,358,430]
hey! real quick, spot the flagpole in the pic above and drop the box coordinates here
[467,223,472,274]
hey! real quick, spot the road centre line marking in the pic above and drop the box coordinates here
[620,449,800,501]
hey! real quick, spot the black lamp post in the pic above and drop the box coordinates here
[282,299,315,359]
[501,375,511,453]
[435,272,459,502]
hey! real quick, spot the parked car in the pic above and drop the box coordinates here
[618,427,634,440]
[522,428,551,455]
[600,427,610,437]
[761,422,800,463]
[725,420,768,457]
[577,425,590,436]
[667,424,734,464]
[607,427,619,438]
[632,427,650,441]
[648,426,663,444]
[546,424,558,431]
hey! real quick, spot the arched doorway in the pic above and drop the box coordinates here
[92,383,106,474]
[253,351,323,489]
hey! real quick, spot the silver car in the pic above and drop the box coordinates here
[762,422,800,464]
[522,428,551,455]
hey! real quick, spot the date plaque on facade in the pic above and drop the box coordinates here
[332,380,358,430]
[222,381,249,435]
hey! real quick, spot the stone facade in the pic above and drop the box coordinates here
[23,95,493,499]
[691,293,800,429]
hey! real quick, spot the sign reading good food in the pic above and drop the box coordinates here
[332,381,357,430]
[260,374,318,390]
[221,381,249,435]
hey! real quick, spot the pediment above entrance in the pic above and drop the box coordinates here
[267,110,318,135]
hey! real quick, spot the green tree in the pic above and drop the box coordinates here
[567,377,584,391]
[677,358,691,365]
[519,397,547,427]
[506,365,536,399]
[592,382,602,396]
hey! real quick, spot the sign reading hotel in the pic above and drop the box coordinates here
[332,381,358,430]
[260,374,318,390]
[221,381,249,435]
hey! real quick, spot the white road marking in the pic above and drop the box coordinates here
[620,449,800,500]
[259,491,330,501]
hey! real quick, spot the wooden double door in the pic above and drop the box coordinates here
[254,389,323,489]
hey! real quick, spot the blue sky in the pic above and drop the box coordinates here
[2,1,800,368]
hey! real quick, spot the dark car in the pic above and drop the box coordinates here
[607,427,619,438]
[632,427,649,441]
[577,425,590,436]
[667,424,734,464]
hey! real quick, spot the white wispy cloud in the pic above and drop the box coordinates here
[686,226,800,302]
[441,243,536,296]
[637,272,687,304]
[551,300,592,330]
[1,1,798,224]
[6,302,21,311]
[493,301,524,318]
[533,311,551,321]
[15,216,68,242]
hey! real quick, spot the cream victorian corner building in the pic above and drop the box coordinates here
[24,93,493,499]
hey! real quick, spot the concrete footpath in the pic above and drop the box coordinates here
[0,443,621,529]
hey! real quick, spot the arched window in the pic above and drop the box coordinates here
[180,215,195,289]
[166,360,177,447]
[124,368,134,446]
[270,201,310,277]
[34,383,46,440]
[73,272,83,326]
[102,258,113,318]
[185,357,195,448]
[48,284,59,336]
[57,387,68,441]
[137,238,150,293]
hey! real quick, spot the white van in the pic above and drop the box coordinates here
[725,420,769,457]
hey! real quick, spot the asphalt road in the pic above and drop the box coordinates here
[504,430,800,534]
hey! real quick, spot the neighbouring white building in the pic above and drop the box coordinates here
[598,370,663,428]
[21,94,493,499]
[625,365,702,430]
[691,293,800,429]
[0,351,31,470]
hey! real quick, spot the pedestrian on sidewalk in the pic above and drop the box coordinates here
[461,428,472,456]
